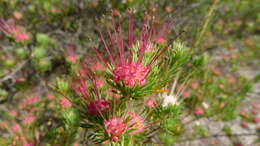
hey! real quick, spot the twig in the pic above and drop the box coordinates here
[0,60,28,83]
[193,0,219,49]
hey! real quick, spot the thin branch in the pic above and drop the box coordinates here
[0,60,28,83]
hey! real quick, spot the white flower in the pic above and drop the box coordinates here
[195,121,201,126]
[162,95,179,107]
[202,102,209,109]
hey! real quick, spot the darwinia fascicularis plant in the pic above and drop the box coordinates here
[53,11,189,145]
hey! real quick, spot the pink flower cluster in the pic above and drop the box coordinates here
[105,117,127,142]
[25,96,39,105]
[23,115,36,125]
[11,124,21,133]
[87,99,110,115]
[0,19,30,42]
[113,62,149,87]
[104,113,145,141]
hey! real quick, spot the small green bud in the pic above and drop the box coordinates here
[28,5,35,12]
[32,47,46,59]
[36,33,51,46]
[56,78,69,92]
[4,59,16,68]
[43,2,52,11]
[37,58,51,72]
[15,48,26,58]
[0,89,8,97]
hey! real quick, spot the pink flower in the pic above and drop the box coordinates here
[219,84,225,89]
[65,43,77,63]
[252,108,258,115]
[23,143,34,146]
[16,77,25,83]
[59,97,71,108]
[0,19,30,42]
[128,112,145,134]
[87,99,110,115]
[14,33,29,42]
[47,94,54,100]
[145,98,156,108]
[23,115,36,125]
[194,108,204,116]
[252,103,258,109]
[113,62,149,87]
[240,121,248,128]
[67,56,77,63]
[228,76,236,84]
[191,82,198,89]
[11,124,21,133]
[155,37,166,44]
[105,117,127,141]
[182,91,190,98]
[253,117,260,124]
[234,20,241,26]
[25,96,39,105]
[10,111,17,116]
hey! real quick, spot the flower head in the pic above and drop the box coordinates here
[96,11,179,87]
[105,117,127,141]
[87,99,110,115]
[113,61,149,86]
[0,19,30,42]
